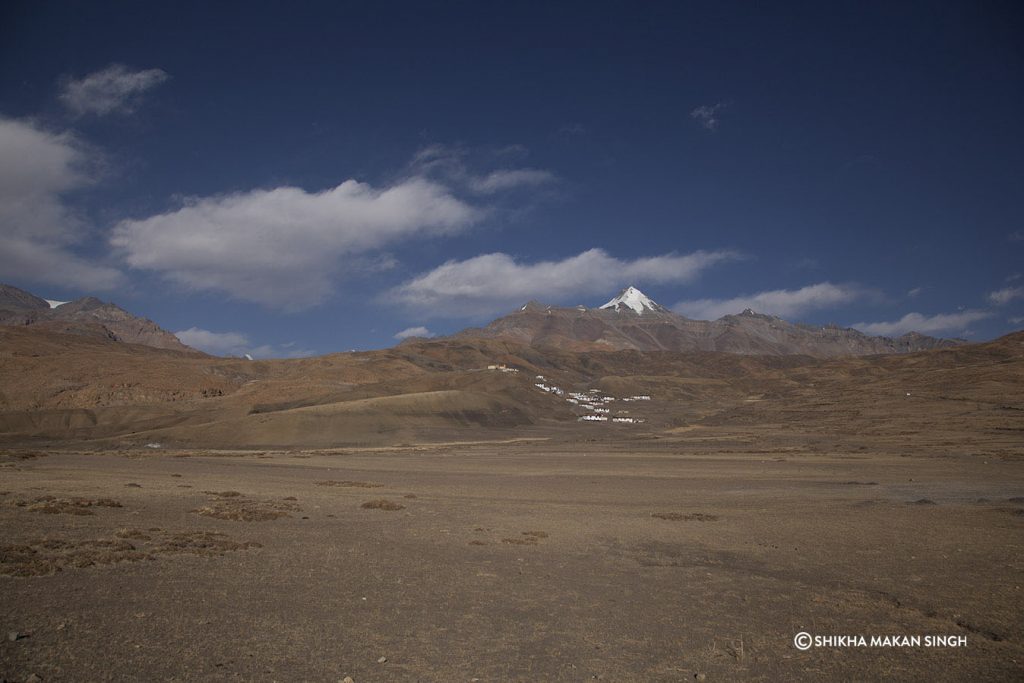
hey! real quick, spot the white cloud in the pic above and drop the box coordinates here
[468,169,556,194]
[175,327,314,359]
[111,177,480,310]
[59,64,169,116]
[394,326,434,340]
[907,287,924,298]
[0,117,122,290]
[175,328,249,355]
[691,103,726,131]
[988,286,1024,306]
[558,123,588,136]
[388,248,741,318]
[1009,230,1023,243]
[408,144,557,195]
[1009,316,1024,326]
[673,282,865,321]
[851,310,992,337]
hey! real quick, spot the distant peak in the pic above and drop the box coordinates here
[520,300,546,312]
[599,286,666,314]
[724,308,778,322]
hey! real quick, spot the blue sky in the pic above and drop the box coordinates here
[1,1,1022,357]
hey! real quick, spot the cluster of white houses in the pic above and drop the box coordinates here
[487,364,519,373]
[533,375,648,424]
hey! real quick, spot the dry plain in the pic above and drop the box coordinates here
[2,430,1023,682]
[2,329,1023,681]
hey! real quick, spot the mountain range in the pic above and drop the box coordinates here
[0,282,964,358]
[453,286,963,357]
[0,284,194,353]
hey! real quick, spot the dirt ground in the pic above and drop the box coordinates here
[2,432,1022,682]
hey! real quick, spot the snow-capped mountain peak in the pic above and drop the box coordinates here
[599,286,665,314]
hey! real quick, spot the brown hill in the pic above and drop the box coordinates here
[453,287,963,357]
[0,283,194,352]
[0,322,1019,449]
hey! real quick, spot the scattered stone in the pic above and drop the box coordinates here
[377,656,387,663]
[341,677,355,683]
[695,673,707,681]
[8,630,23,641]
[125,483,142,488]
[26,674,42,683]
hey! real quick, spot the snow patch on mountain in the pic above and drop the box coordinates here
[600,286,664,314]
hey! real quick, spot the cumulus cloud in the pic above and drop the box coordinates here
[388,248,741,318]
[111,177,480,309]
[851,310,992,337]
[394,326,434,340]
[59,64,169,116]
[0,117,122,290]
[175,327,314,359]
[988,286,1024,306]
[691,103,726,131]
[673,282,866,321]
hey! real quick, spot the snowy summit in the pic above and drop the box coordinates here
[599,286,666,314]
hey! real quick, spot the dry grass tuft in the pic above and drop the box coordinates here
[361,499,404,511]
[651,512,719,521]
[1,529,261,577]
[193,492,300,521]
[0,451,47,462]
[502,537,538,545]
[12,496,123,516]
[317,480,384,489]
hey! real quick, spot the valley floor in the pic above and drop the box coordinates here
[2,432,1023,681]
